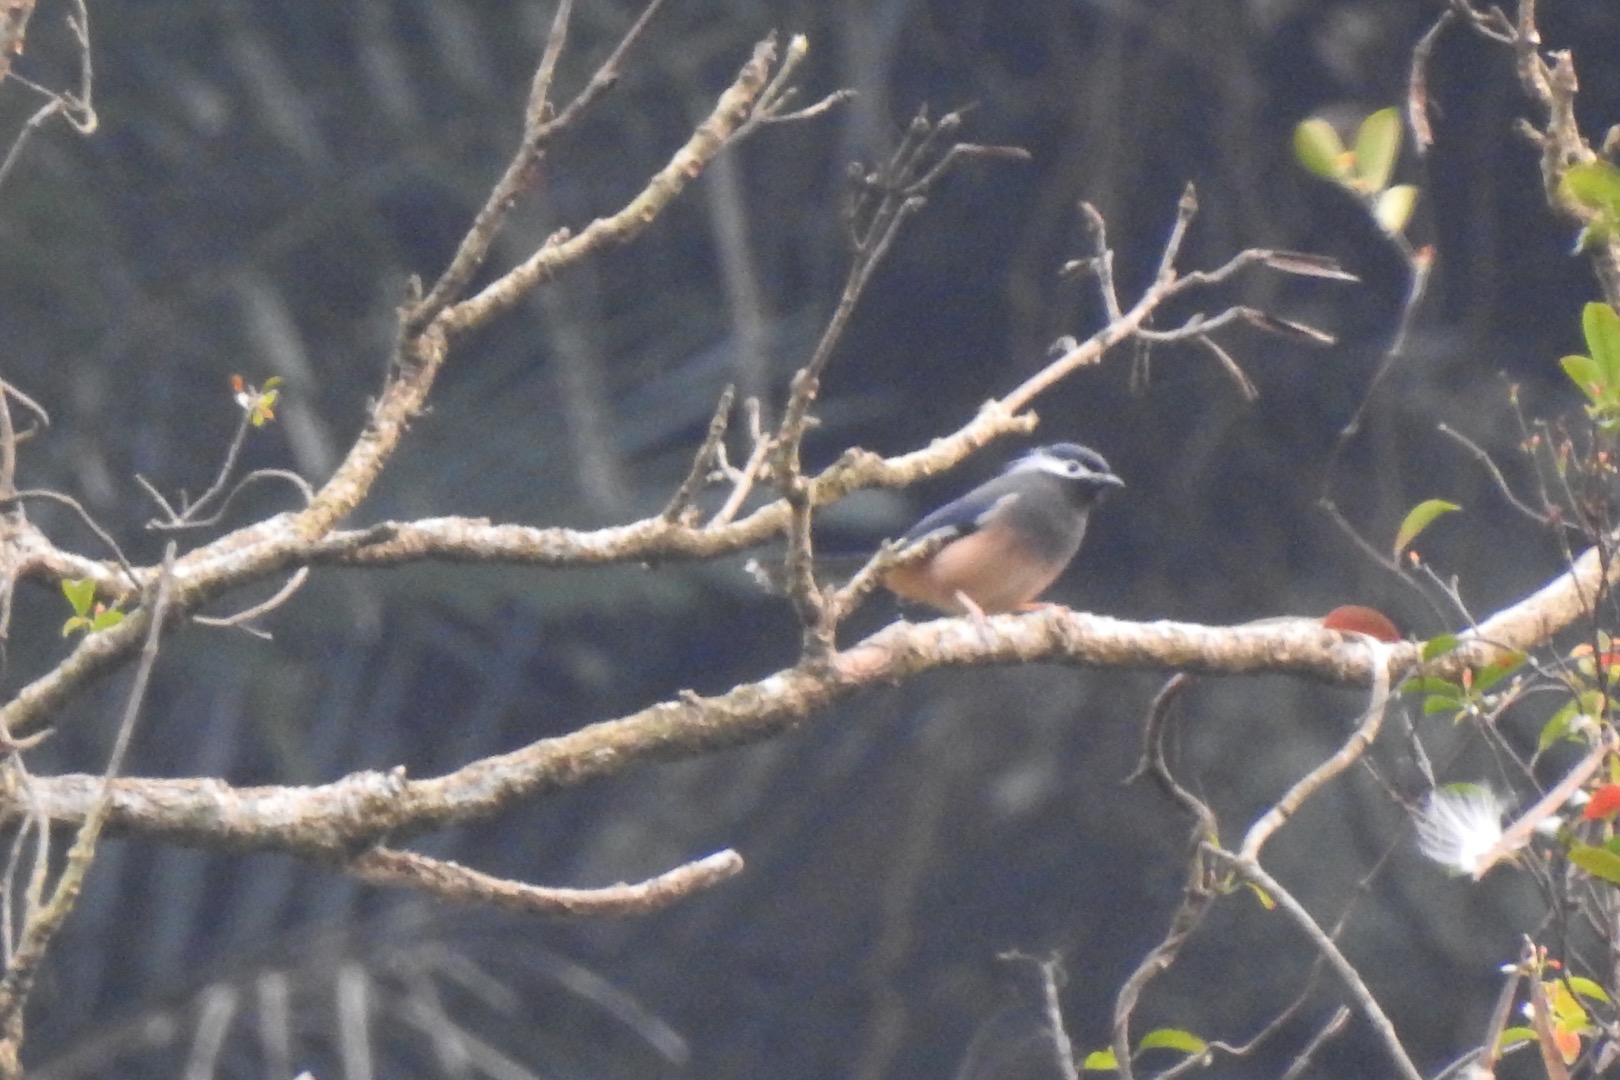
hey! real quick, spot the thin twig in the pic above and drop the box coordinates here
[193,567,309,634]
[1278,1007,1352,1080]
[708,398,773,527]
[1153,184,1199,287]
[0,0,96,196]
[1472,733,1616,879]
[0,387,15,500]
[768,108,1030,648]
[2,490,139,590]
[1329,247,1434,454]
[1525,938,1574,1080]
[440,36,778,338]
[1433,960,1524,1080]
[1408,8,1456,153]
[824,535,950,627]
[1002,240,1349,413]
[0,383,47,438]
[148,468,315,532]
[1437,422,1550,524]
[1205,847,1425,1080]
[1197,335,1258,400]
[1032,955,1080,1080]
[1077,202,1123,321]
[144,409,254,527]
[0,545,175,1044]
[663,386,735,523]
[409,0,671,328]
[732,34,853,139]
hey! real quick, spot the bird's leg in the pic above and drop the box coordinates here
[953,590,987,622]
[953,590,997,647]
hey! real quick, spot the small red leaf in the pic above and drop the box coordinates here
[1584,783,1620,821]
[1321,605,1402,642]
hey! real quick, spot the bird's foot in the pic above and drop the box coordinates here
[953,590,997,647]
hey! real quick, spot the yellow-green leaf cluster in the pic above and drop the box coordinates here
[1293,107,1418,235]
[60,578,125,637]
[1563,302,1620,432]
[1560,159,1620,250]
[1082,1029,1207,1071]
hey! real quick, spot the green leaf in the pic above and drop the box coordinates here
[90,609,125,632]
[1567,976,1611,1004]
[1539,700,1583,751]
[1568,842,1620,886]
[1421,633,1461,661]
[262,375,284,390]
[1562,160,1620,234]
[1081,1049,1119,1071]
[1138,1029,1207,1055]
[61,615,89,637]
[1402,676,1461,696]
[1373,184,1418,234]
[1294,118,1349,180]
[1498,1026,1536,1050]
[1353,108,1402,191]
[1473,651,1526,693]
[1393,499,1461,559]
[1421,693,1466,716]
[1583,303,1620,388]
[1563,354,1607,403]
[61,578,96,617]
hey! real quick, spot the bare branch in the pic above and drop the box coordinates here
[1240,639,1395,862]
[347,846,743,918]
[7,613,1413,854]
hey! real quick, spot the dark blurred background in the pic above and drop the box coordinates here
[1,0,1615,1077]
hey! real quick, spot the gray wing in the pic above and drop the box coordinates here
[899,475,1024,544]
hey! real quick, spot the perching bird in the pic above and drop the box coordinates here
[882,442,1123,616]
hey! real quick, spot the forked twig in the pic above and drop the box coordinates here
[409,0,673,328]
[1205,848,1425,1080]
[662,385,735,523]
[2,490,139,590]
[1240,640,1395,862]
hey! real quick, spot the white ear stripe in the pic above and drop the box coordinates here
[1021,451,1087,477]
